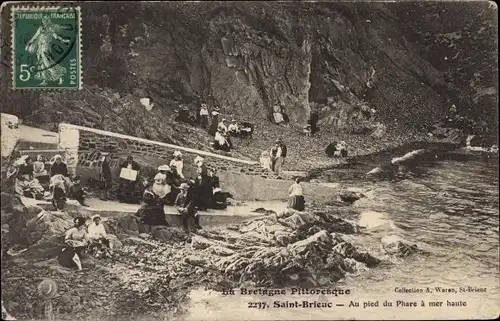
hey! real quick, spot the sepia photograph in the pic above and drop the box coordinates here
[0,1,498,320]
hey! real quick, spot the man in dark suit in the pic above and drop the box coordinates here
[118,155,140,203]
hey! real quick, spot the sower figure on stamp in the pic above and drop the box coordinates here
[25,15,70,86]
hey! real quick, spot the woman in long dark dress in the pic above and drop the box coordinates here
[208,109,220,136]
[287,178,305,211]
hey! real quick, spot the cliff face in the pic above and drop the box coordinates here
[1,1,497,141]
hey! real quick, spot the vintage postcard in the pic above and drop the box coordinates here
[0,1,498,321]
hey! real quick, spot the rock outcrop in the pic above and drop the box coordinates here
[1,2,496,146]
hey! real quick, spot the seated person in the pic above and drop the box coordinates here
[87,215,112,258]
[69,175,89,207]
[175,182,200,232]
[303,124,312,136]
[59,217,89,271]
[136,183,169,226]
[337,141,348,157]
[50,174,68,211]
[33,155,49,178]
[50,155,68,177]
[17,156,34,179]
[211,188,234,210]
[214,128,231,152]
[165,165,182,205]
[14,175,45,200]
[280,102,290,124]
[217,118,228,133]
[325,141,348,158]
[151,165,171,202]
[273,103,285,125]
[175,107,196,125]
[169,151,185,179]
[238,122,254,138]
[227,119,239,136]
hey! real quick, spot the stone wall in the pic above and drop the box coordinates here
[1,113,20,158]
[219,172,340,203]
[58,123,289,200]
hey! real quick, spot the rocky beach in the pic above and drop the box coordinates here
[1,180,425,321]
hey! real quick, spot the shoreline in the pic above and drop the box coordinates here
[1,141,498,321]
[1,190,419,321]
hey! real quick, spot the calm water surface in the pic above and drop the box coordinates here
[180,151,499,320]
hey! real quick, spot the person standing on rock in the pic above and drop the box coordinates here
[99,153,112,201]
[270,139,287,176]
[270,140,283,175]
[208,107,220,136]
[309,109,320,136]
[118,155,140,204]
[287,177,305,211]
[199,103,209,129]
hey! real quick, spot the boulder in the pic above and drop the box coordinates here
[122,236,159,248]
[338,190,362,204]
[104,215,140,236]
[107,234,123,250]
[8,204,72,250]
[288,230,331,255]
[184,255,207,267]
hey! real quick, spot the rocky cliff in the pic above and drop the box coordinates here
[1,1,497,157]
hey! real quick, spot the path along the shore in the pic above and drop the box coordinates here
[19,196,289,227]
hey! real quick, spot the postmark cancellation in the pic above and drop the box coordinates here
[10,6,82,89]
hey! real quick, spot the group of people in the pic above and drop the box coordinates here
[59,214,113,271]
[259,138,288,176]
[272,102,290,125]
[137,154,232,232]
[175,102,255,153]
[10,154,89,210]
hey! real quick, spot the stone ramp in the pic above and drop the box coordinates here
[19,125,59,145]
[20,197,286,227]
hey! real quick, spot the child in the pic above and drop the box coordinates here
[69,175,89,207]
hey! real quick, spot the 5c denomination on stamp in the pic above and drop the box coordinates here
[11,6,82,89]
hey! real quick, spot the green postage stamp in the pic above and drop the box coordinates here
[11,6,82,89]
